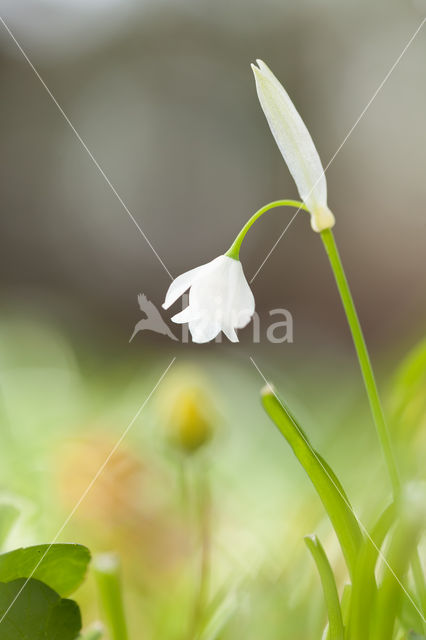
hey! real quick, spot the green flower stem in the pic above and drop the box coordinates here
[227,199,400,498]
[226,199,309,260]
[320,229,401,498]
[321,229,426,622]
[187,467,212,640]
[231,200,424,615]
[93,553,129,640]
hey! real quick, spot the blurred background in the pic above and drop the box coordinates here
[0,0,425,638]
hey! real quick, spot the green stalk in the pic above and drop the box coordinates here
[320,229,425,621]
[229,201,424,614]
[230,201,400,496]
[93,553,129,640]
[226,199,308,260]
[187,467,212,640]
[229,201,400,496]
[320,229,400,498]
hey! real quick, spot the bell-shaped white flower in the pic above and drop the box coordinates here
[252,59,335,232]
[163,255,255,343]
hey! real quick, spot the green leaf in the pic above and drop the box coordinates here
[0,544,91,597]
[261,388,363,577]
[371,493,425,640]
[339,583,352,636]
[0,578,81,639]
[399,591,426,636]
[305,535,344,640]
[348,503,396,639]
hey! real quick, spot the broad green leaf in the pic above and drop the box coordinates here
[0,578,81,639]
[261,388,363,577]
[348,503,395,639]
[0,544,90,597]
[305,535,344,640]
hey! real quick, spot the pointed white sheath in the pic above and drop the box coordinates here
[252,60,335,232]
[163,255,255,343]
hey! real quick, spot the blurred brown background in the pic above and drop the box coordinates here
[1,0,425,350]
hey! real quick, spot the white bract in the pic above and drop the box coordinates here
[163,255,255,343]
[252,59,335,232]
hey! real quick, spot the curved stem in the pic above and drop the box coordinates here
[226,199,308,260]
[320,228,401,498]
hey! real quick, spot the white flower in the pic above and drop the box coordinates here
[163,255,255,343]
[252,59,335,232]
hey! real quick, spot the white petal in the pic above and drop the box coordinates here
[187,257,233,317]
[252,61,328,220]
[189,318,221,343]
[171,306,200,324]
[217,259,255,329]
[168,256,255,343]
[162,266,203,310]
[231,262,255,328]
[163,256,226,310]
[222,325,239,342]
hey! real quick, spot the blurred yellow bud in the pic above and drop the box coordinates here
[166,387,213,454]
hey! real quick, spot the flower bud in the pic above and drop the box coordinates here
[252,60,335,232]
[166,386,213,454]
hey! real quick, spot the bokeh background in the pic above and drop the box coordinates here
[0,0,425,638]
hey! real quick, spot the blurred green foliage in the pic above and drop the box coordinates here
[0,317,424,638]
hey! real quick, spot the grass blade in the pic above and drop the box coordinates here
[305,535,344,640]
[348,503,395,639]
[261,387,363,577]
[371,491,425,640]
[340,583,352,630]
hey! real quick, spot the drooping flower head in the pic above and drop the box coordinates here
[162,61,336,344]
[163,255,254,343]
[252,59,335,232]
